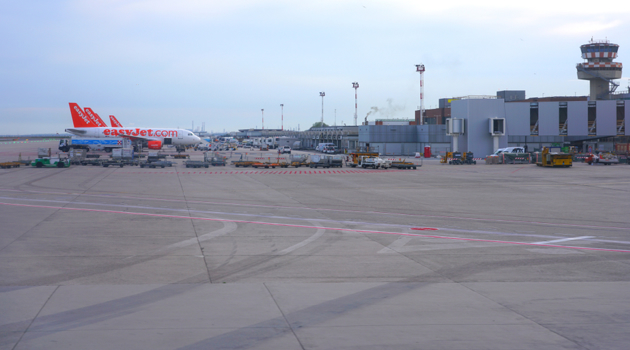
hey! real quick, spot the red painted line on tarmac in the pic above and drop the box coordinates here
[511,166,527,174]
[8,186,624,232]
[1,201,629,253]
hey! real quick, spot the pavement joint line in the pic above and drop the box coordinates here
[2,201,630,253]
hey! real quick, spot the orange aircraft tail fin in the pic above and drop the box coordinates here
[84,107,108,127]
[69,103,92,128]
[110,115,123,127]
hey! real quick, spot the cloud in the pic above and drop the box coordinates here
[73,0,289,20]
[550,20,623,36]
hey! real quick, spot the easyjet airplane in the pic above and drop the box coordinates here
[83,107,108,127]
[65,103,201,149]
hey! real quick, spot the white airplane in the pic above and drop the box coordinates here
[65,103,201,149]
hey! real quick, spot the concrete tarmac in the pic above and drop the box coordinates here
[1,141,629,349]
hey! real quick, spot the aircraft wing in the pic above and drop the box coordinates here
[65,128,87,135]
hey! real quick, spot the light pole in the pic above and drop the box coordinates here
[261,109,264,130]
[319,92,325,126]
[352,82,359,126]
[416,64,425,125]
[280,104,284,131]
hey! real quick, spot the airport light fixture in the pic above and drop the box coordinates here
[261,109,264,130]
[319,92,325,126]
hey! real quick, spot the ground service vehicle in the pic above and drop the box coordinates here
[232,160,255,167]
[31,158,70,168]
[490,147,525,156]
[324,145,339,154]
[347,152,380,167]
[140,160,173,168]
[585,153,619,165]
[59,137,125,153]
[210,157,226,166]
[289,155,309,167]
[280,146,291,154]
[80,159,103,166]
[390,160,418,169]
[537,147,572,167]
[356,156,391,169]
[0,162,22,169]
[462,152,477,164]
[252,162,278,168]
[310,155,343,168]
[316,143,335,152]
[102,160,125,168]
[184,160,209,168]
[448,152,464,165]
[204,152,227,166]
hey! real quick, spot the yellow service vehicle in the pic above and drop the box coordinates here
[347,152,380,167]
[440,152,452,164]
[536,147,572,167]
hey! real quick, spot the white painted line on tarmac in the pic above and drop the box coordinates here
[533,236,594,245]
[277,222,326,255]
[4,201,630,254]
[157,221,239,253]
[2,188,629,232]
[4,195,630,249]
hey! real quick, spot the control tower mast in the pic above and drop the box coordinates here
[576,39,622,100]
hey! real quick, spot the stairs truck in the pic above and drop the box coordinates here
[59,137,125,153]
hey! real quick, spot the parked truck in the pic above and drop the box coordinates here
[59,137,125,153]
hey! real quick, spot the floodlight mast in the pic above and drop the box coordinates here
[280,104,284,131]
[352,82,359,126]
[416,64,425,125]
[319,92,325,125]
[261,109,264,130]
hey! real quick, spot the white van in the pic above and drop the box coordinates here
[491,147,525,156]
[316,143,335,152]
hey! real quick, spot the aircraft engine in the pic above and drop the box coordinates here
[147,140,162,150]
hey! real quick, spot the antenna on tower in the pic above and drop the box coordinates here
[416,64,425,125]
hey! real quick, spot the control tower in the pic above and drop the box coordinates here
[577,39,622,100]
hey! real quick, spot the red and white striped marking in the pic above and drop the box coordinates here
[579,62,622,69]
[446,158,483,161]
[111,168,417,176]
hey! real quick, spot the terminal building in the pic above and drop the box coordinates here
[231,40,628,157]
[357,39,630,157]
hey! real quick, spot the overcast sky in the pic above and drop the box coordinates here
[2,0,629,134]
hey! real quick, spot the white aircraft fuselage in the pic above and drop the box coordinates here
[65,127,201,146]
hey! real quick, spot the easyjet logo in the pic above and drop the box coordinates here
[74,106,91,125]
[84,109,105,127]
[103,128,177,138]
